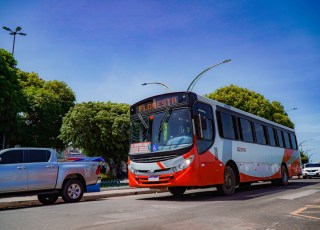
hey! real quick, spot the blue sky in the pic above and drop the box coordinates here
[1,0,320,161]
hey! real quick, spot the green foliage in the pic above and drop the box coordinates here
[300,151,309,164]
[59,102,130,160]
[0,49,26,147]
[0,48,75,149]
[16,70,76,149]
[205,84,294,128]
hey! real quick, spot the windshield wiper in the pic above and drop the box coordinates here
[138,113,148,129]
[157,107,172,142]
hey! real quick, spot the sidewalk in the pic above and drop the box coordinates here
[0,186,165,210]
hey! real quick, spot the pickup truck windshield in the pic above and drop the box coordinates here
[130,108,193,154]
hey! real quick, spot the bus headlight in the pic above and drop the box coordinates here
[173,155,194,172]
[128,164,136,174]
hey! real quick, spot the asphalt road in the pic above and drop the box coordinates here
[1,178,319,230]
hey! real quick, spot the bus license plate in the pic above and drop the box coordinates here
[148,176,159,182]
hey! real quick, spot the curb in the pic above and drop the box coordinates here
[82,189,164,201]
[0,188,165,210]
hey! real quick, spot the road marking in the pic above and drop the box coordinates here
[291,205,320,220]
[278,189,319,200]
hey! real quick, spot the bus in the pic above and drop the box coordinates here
[128,91,301,196]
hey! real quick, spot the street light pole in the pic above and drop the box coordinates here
[2,26,27,56]
[298,139,314,158]
[308,153,320,162]
[187,59,231,92]
[298,139,314,151]
[142,82,172,92]
[2,26,26,149]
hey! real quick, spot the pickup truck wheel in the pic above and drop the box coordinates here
[38,194,59,205]
[61,179,84,203]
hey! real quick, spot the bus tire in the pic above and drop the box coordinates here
[168,187,186,196]
[272,165,289,186]
[217,166,236,195]
[279,165,289,186]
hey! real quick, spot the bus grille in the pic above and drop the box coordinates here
[130,155,178,163]
[139,175,170,185]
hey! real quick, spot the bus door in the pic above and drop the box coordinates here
[193,102,216,186]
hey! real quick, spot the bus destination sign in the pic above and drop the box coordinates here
[136,96,179,113]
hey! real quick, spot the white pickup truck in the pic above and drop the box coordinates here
[0,147,100,204]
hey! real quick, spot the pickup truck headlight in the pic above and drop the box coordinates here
[172,155,194,172]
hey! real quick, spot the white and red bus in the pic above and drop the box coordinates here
[128,91,301,195]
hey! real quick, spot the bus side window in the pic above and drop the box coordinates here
[239,118,254,143]
[217,111,237,140]
[283,132,291,149]
[254,123,266,145]
[267,127,277,147]
[195,114,207,139]
[276,130,284,148]
[193,102,214,154]
[290,133,298,150]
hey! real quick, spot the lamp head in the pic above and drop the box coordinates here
[3,26,12,32]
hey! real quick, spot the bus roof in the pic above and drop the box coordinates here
[196,93,295,132]
[131,91,295,132]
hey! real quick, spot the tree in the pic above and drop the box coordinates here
[205,84,294,128]
[0,49,25,149]
[16,70,76,149]
[59,102,130,160]
[299,150,309,164]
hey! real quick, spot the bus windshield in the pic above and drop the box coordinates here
[130,108,193,154]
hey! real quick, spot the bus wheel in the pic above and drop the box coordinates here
[168,187,186,196]
[272,165,289,186]
[217,166,236,195]
[279,165,289,186]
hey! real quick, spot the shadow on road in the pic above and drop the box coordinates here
[138,180,320,202]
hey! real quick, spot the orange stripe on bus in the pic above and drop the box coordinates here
[156,162,165,169]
